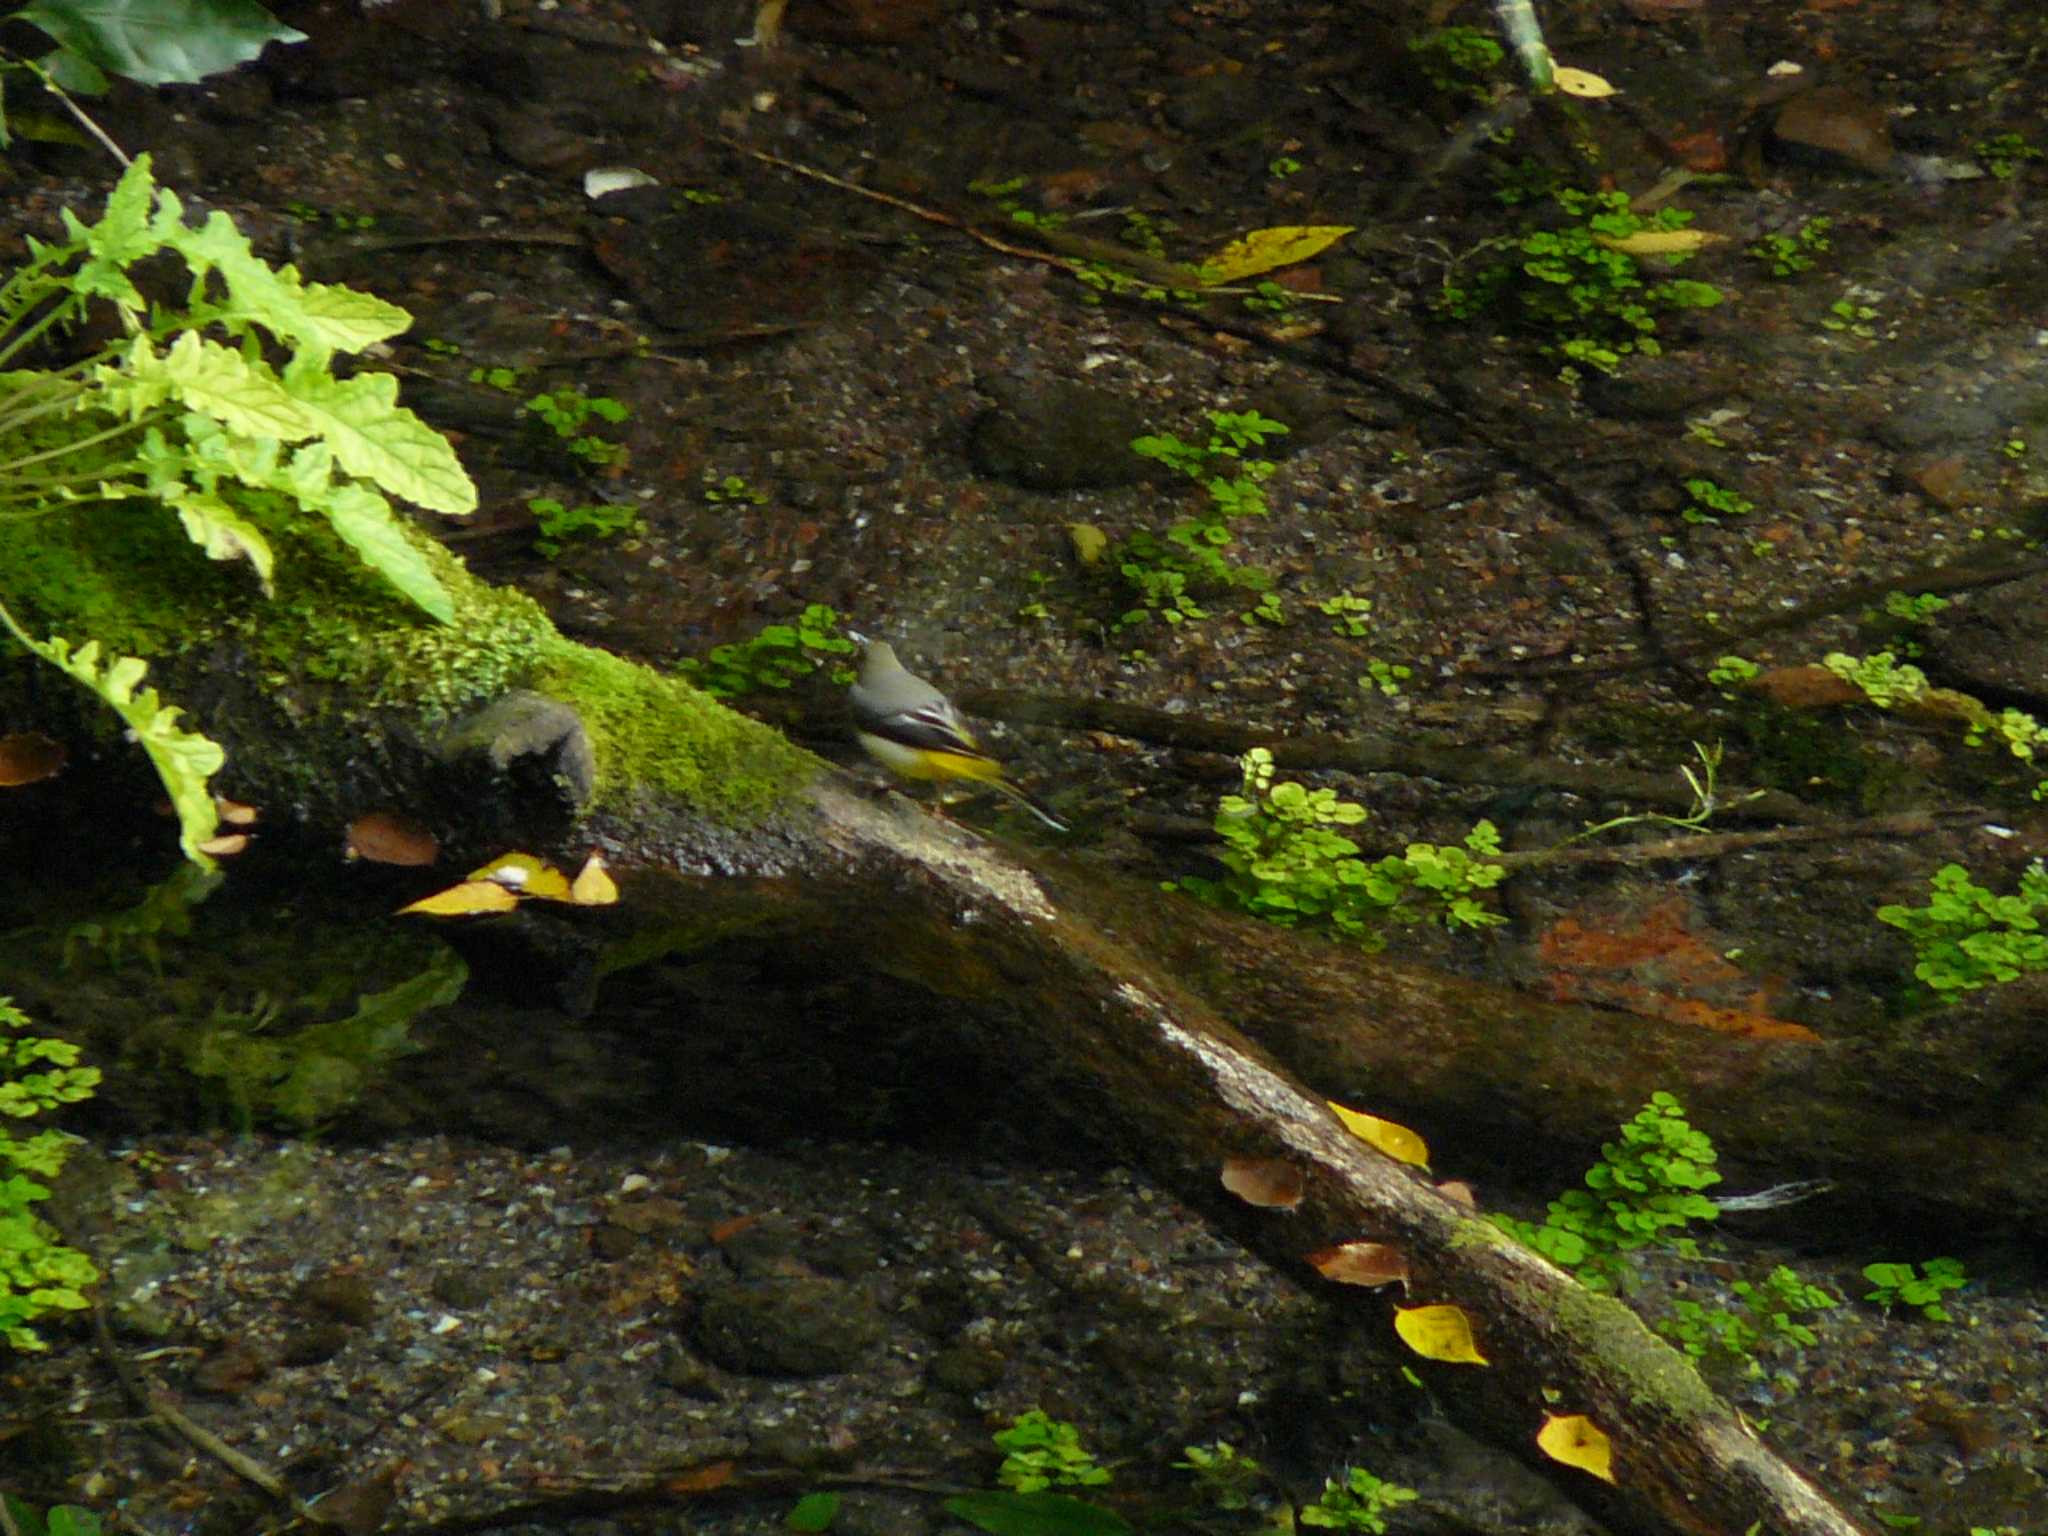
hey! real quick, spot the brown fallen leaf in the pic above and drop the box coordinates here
[1221,1155,1306,1209]
[347,810,440,866]
[0,732,67,786]
[1306,1241,1411,1290]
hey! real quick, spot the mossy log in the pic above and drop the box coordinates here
[0,515,1928,1535]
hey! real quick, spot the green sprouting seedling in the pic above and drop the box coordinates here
[705,473,768,505]
[1878,590,1950,626]
[1682,477,1755,525]
[1321,592,1375,637]
[1243,280,1300,317]
[2001,435,2027,459]
[1406,25,1504,100]
[1269,155,1304,179]
[1490,156,1570,207]
[1176,1442,1266,1512]
[1568,741,1759,844]
[1827,651,2048,772]
[1017,569,1055,622]
[1242,590,1286,627]
[469,364,524,391]
[1862,1258,1968,1322]
[1114,410,1288,629]
[1707,655,1761,689]
[1738,1266,1837,1346]
[1300,1466,1419,1532]
[1658,1266,1837,1376]
[1875,861,2048,997]
[1973,132,2043,180]
[1490,1092,1721,1290]
[1168,747,1507,948]
[1436,188,1723,374]
[1825,649,1927,709]
[529,497,642,559]
[2,996,101,1352]
[525,389,630,468]
[1362,659,1412,697]
[968,176,1069,233]
[1820,293,1879,338]
[677,603,857,699]
[421,337,462,356]
[1120,210,1174,260]
[1744,218,1832,277]
[1755,651,2048,801]
[1862,590,1950,657]
[993,1410,1111,1494]
[282,201,374,232]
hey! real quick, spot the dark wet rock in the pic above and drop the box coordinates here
[296,1271,378,1326]
[1580,353,1746,421]
[1770,85,1896,177]
[429,1268,498,1310]
[693,1275,888,1376]
[1162,69,1268,136]
[1924,572,2048,699]
[968,378,1156,490]
[927,1339,1006,1393]
[277,1319,351,1367]
[655,1342,727,1399]
[191,1338,271,1395]
[588,196,880,339]
[789,0,945,47]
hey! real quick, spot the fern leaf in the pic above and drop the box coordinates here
[280,361,477,516]
[321,483,455,624]
[23,635,224,868]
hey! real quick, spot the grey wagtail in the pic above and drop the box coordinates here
[847,638,1068,831]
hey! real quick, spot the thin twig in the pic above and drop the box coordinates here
[146,1390,315,1519]
[717,137,1341,301]
[23,59,131,167]
[1492,809,1976,869]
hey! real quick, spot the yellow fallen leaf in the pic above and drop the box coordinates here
[469,851,572,901]
[1553,66,1618,98]
[568,851,620,906]
[1306,1241,1410,1290]
[1536,1413,1616,1482]
[1594,228,1725,257]
[1068,523,1109,566]
[1221,1155,1305,1209]
[399,880,521,917]
[1393,1304,1488,1364]
[1328,1100,1430,1169]
[1201,225,1354,285]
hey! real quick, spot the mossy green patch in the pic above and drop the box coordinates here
[3,498,813,825]
[1550,1284,1720,1423]
[532,638,814,819]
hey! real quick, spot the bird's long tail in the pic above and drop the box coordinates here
[993,777,1069,832]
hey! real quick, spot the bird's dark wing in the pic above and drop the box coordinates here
[861,702,994,760]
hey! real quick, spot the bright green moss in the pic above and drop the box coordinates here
[1550,1284,1720,1422]
[3,501,813,826]
[532,638,815,818]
